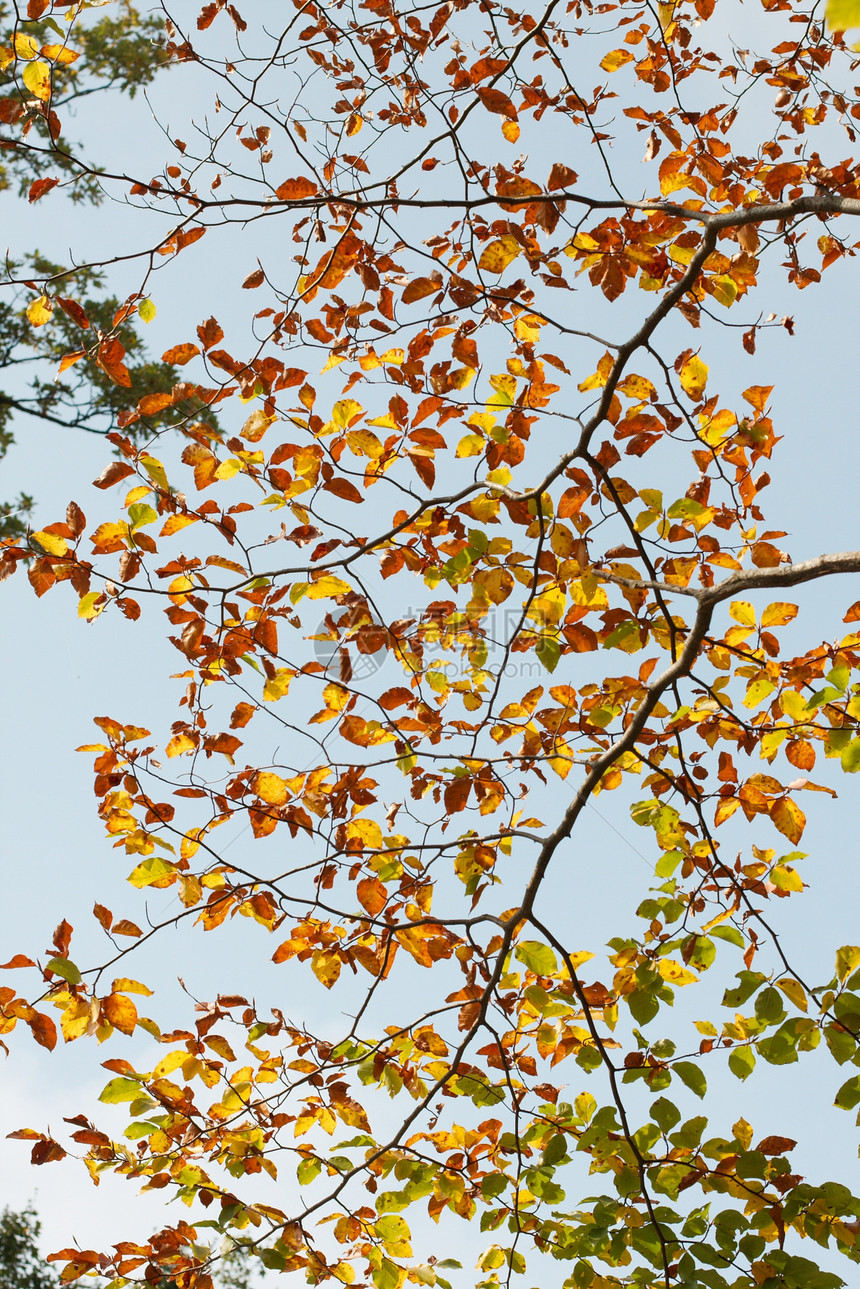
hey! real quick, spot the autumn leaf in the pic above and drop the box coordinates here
[478,236,521,273]
[22,60,51,100]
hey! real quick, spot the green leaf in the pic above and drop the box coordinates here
[138,298,157,322]
[673,1061,707,1099]
[824,1024,856,1065]
[46,956,81,985]
[834,1073,860,1110]
[480,1172,509,1199]
[840,737,860,772]
[536,635,561,673]
[722,970,766,1008]
[127,856,174,888]
[542,1133,567,1167]
[710,924,744,948]
[627,987,660,1025]
[99,1076,143,1104]
[515,940,558,975]
[127,502,158,531]
[755,986,787,1026]
[650,1097,681,1132]
[296,1156,321,1185]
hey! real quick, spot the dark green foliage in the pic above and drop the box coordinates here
[0,2,191,540]
[0,1206,56,1289]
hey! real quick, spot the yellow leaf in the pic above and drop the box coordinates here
[305,574,351,599]
[14,33,39,59]
[78,592,105,621]
[311,950,342,989]
[658,959,698,986]
[33,529,67,556]
[255,771,287,806]
[111,977,153,996]
[456,433,485,457]
[42,43,81,65]
[711,274,737,308]
[215,457,242,480]
[241,408,274,441]
[127,857,175,888]
[263,668,294,701]
[153,1050,190,1078]
[770,797,805,844]
[332,398,363,429]
[514,314,543,343]
[827,0,860,30]
[166,731,197,757]
[761,602,797,628]
[502,119,520,142]
[139,455,169,489]
[26,295,53,327]
[600,48,634,73]
[728,600,756,627]
[478,235,522,274]
[22,59,51,101]
[743,676,775,709]
[679,354,709,401]
[346,428,383,458]
[61,997,94,1043]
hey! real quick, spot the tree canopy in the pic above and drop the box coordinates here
[0,1206,57,1289]
[4,1,860,1288]
[0,0,212,538]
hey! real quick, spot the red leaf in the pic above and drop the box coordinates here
[0,955,35,969]
[28,176,59,203]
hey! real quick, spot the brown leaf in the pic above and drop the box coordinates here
[477,86,517,119]
[756,1135,796,1155]
[93,461,134,490]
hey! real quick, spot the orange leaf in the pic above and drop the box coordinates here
[770,797,805,844]
[103,993,138,1036]
[138,392,173,417]
[275,177,320,201]
[57,297,90,329]
[402,276,442,303]
[97,338,131,388]
[357,876,386,916]
[27,1011,57,1050]
[57,350,86,376]
[163,342,201,365]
